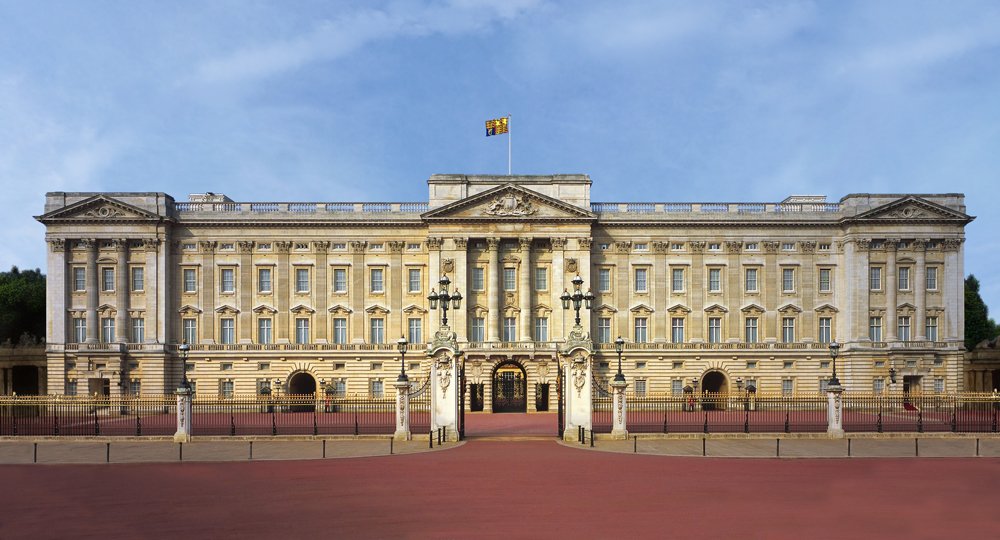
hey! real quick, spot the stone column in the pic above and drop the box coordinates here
[519,237,532,341]
[199,241,217,342]
[238,241,253,343]
[143,240,159,343]
[614,242,629,339]
[487,238,500,342]
[551,238,566,341]
[427,237,442,337]
[388,241,404,341]
[349,241,365,343]
[944,239,963,342]
[563,352,592,440]
[393,378,411,441]
[85,239,99,343]
[46,239,68,346]
[114,239,130,342]
[174,385,193,443]
[762,241,777,341]
[654,242,670,342]
[885,240,898,341]
[914,239,927,341]
[314,242,330,342]
[453,238,469,341]
[826,384,845,437]
[610,377,628,440]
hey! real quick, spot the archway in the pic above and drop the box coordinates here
[11,366,41,395]
[287,372,317,412]
[701,370,729,411]
[492,361,527,413]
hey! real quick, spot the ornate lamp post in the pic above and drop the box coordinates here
[560,275,594,327]
[613,336,626,383]
[179,340,191,391]
[428,275,463,326]
[828,341,841,386]
[396,335,409,383]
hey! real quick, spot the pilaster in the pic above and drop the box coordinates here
[519,237,532,340]
[486,237,500,342]
[85,239,99,343]
[885,239,898,341]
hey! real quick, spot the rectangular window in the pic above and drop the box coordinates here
[503,317,516,342]
[745,268,758,292]
[671,317,685,343]
[708,317,722,343]
[534,317,548,341]
[926,267,938,290]
[672,380,683,395]
[370,268,384,293]
[898,267,910,290]
[472,268,485,291]
[333,318,347,344]
[220,380,234,398]
[183,319,197,344]
[295,268,309,293]
[408,268,421,293]
[708,268,721,292]
[782,268,794,292]
[597,318,611,344]
[73,319,86,343]
[470,317,485,342]
[131,318,144,343]
[869,316,883,342]
[333,268,347,293]
[101,318,115,343]
[634,317,648,343]
[781,379,794,396]
[535,267,547,291]
[869,266,882,290]
[934,378,945,393]
[819,268,831,292]
[256,379,271,395]
[782,317,795,343]
[635,379,647,397]
[634,268,648,292]
[73,267,86,291]
[220,268,235,293]
[873,378,885,394]
[220,318,235,344]
[819,379,829,393]
[371,380,384,398]
[503,268,516,291]
[818,317,832,344]
[295,318,310,344]
[744,317,758,343]
[183,268,197,293]
[671,268,684,292]
[131,267,144,292]
[369,318,384,344]
[102,268,115,291]
[598,268,611,292]
[897,316,911,341]
[408,318,422,344]
[258,318,272,344]
[926,316,938,342]
[258,268,272,293]
[66,380,78,396]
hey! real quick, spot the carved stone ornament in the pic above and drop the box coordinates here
[83,205,127,219]
[199,241,218,253]
[578,237,593,250]
[652,241,669,254]
[572,358,588,397]
[237,241,255,253]
[519,237,533,250]
[430,325,458,352]
[800,241,817,254]
[911,238,928,251]
[454,238,468,250]
[48,239,66,252]
[111,239,128,252]
[388,241,405,253]
[484,193,537,217]
[942,238,963,251]
[562,324,592,356]
[537,362,549,381]
[855,238,871,251]
[551,237,567,250]
[485,237,500,251]
[427,237,443,250]
[436,355,453,397]
[141,238,160,250]
[762,241,780,254]
[886,205,927,219]
[313,241,330,253]
[274,241,293,253]
[504,291,516,307]
[689,241,707,253]
[442,258,455,273]
[614,241,632,254]
[566,258,578,274]
[471,361,483,382]
[725,241,742,254]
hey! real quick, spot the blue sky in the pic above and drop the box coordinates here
[2,1,999,313]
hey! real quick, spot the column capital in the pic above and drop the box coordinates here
[518,237,533,251]
[485,237,500,251]
[199,240,218,253]
[47,238,66,252]
[237,240,255,253]
[427,237,444,250]
[551,237,567,250]
[454,237,468,250]
[111,238,129,253]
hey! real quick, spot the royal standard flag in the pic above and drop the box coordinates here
[485,117,509,136]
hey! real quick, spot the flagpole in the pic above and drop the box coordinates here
[507,114,511,176]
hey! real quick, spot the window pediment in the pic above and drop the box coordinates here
[178,304,202,315]
[741,303,765,315]
[215,304,240,315]
[704,303,728,315]
[328,304,353,315]
[594,303,618,316]
[814,303,839,314]
[97,304,117,315]
[290,304,316,315]
[253,304,278,315]
[667,303,691,314]
[778,303,802,314]
[365,304,390,315]
[630,303,654,315]
[402,304,428,315]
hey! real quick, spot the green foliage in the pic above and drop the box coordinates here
[0,266,46,345]
[965,275,999,350]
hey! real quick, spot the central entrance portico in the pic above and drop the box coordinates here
[492,361,527,413]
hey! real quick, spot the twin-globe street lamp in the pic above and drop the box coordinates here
[178,340,191,391]
[828,340,841,386]
[560,275,594,327]
[427,275,463,326]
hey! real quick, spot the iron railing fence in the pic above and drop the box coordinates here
[842,392,1000,433]
[0,395,177,436]
[408,378,432,434]
[591,376,614,433]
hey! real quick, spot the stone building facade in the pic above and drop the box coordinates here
[36,174,973,409]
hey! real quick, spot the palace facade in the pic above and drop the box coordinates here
[36,174,973,410]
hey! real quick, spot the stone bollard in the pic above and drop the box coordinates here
[826,384,845,437]
[174,386,193,443]
[394,379,411,441]
[610,378,629,440]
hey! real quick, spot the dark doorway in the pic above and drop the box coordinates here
[492,362,527,413]
[701,370,728,411]
[11,366,40,395]
[469,383,485,411]
[287,372,317,412]
[535,383,550,411]
[993,370,1000,392]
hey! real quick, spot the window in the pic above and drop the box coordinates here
[934,378,945,393]
[66,380,78,396]
[183,319,197,344]
[220,318,235,344]
[819,243,831,251]
[472,268,485,291]
[371,380,384,398]
[597,318,611,344]
[926,316,938,342]
[668,317,684,343]
[102,268,115,291]
[781,379,794,396]
[708,318,721,343]
[634,268,648,292]
[783,361,794,369]
[819,268,831,292]
[672,268,684,292]
[295,268,309,293]
[818,317,832,344]
[534,317,548,341]
[503,317,516,342]
[782,242,795,251]
[126,380,140,395]
[131,267,144,292]
[73,268,86,291]
[333,318,347,344]
[672,380,684,395]
[503,268,516,291]
[744,317,758,343]
[183,268,197,293]
[745,242,759,251]
[635,243,648,251]
[258,268,272,293]
[332,379,346,396]
[370,318,384,344]
[333,268,347,293]
[819,379,829,393]
[782,268,794,292]
[407,243,420,250]
[635,379,647,397]
[869,266,882,290]
[258,318,272,344]
[634,317,648,343]
[926,267,938,290]
[256,379,271,395]
[708,242,721,251]
[220,268,235,293]
[73,319,86,343]
[746,361,757,369]
[782,317,795,343]
[897,316,911,341]
[220,380,234,398]
[408,268,421,293]
[598,268,611,292]
[408,318,422,344]
[898,267,910,290]
[101,318,115,343]
[869,316,883,342]
[220,362,233,371]
[534,267,547,291]
[295,318,310,344]
[370,268,384,293]
[671,243,684,251]
[708,268,721,292]
[470,317,485,342]
[131,318,144,343]
[873,378,885,394]
[745,268,758,292]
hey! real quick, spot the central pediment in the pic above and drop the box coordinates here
[35,195,165,224]
[422,184,595,221]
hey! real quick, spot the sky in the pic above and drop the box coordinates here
[1,0,999,313]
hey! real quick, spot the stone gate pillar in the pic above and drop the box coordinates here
[174,385,193,443]
[394,379,411,441]
[611,378,628,440]
[429,325,461,442]
[826,383,845,437]
[561,324,594,441]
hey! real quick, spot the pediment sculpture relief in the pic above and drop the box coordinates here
[483,193,537,217]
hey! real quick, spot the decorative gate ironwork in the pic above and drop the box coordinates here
[459,358,466,439]
[592,374,613,433]
[556,359,564,437]
[492,364,527,413]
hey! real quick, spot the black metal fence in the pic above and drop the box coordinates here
[842,392,1000,433]
[408,379,431,434]
[0,396,176,436]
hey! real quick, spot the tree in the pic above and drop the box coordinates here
[0,266,46,345]
[965,275,999,350]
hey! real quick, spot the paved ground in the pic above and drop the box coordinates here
[1,439,998,539]
[465,412,556,437]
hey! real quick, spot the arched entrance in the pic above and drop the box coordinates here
[492,361,527,413]
[287,372,317,412]
[701,370,729,411]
